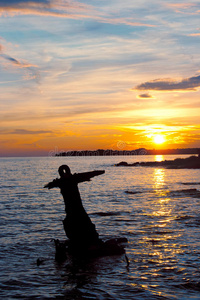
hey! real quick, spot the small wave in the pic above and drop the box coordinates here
[168,188,200,198]
[15,193,30,198]
[0,185,16,189]
[175,215,200,228]
[175,215,193,221]
[91,211,122,217]
[125,188,200,198]
[181,182,200,185]
[153,230,174,235]
[173,281,200,292]
[2,278,41,288]
[125,190,143,195]
[194,217,200,225]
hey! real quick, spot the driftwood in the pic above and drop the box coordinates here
[44,165,127,259]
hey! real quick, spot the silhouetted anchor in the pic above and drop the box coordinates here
[44,165,127,260]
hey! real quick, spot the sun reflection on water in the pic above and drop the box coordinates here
[154,155,164,162]
[153,168,165,190]
[139,166,184,276]
[151,168,173,220]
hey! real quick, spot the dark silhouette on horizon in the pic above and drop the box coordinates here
[54,147,200,157]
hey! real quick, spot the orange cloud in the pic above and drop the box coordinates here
[166,2,199,13]
[189,33,200,36]
[167,3,196,9]
[0,43,4,52]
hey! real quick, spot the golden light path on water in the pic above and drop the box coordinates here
[124,160,192,299]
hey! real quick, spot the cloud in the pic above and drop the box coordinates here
[137,93,154,99]
[10,129,52,134]
[1,53,37,68]
[0,0,155,27]
[166,3,199,14]
[0,0,97,18]
[0,0,49,3]
[167,3,195,9]
[133,75,200,92]
[1,53,21,65]
[189,33,200,36]
[0,43,4,52]
[0,52,40,83]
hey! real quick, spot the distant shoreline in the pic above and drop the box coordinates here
[55,148,200,157]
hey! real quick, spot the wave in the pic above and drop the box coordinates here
[181,182,200,185]
[125,190,143,195]
[125,188,200,198]
[168,188,200,198]
[173,281,200,292]
[91,211,123,217]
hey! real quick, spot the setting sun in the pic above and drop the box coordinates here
[153,134,165,145]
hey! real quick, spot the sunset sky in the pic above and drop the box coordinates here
[0,0,200,156]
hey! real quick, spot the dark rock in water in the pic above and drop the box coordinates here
[115,161,139,167]
[36,258,45,266]
[54,239,68,261]
[115,155,200,169]
[54,237,128,260]
[115,161,129,166]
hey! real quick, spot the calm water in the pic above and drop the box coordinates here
[0,155,200,299]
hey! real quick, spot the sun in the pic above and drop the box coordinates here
[153,134,165,145]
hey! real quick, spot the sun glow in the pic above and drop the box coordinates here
[153,134,165,145]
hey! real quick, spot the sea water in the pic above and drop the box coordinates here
[0,155,200,299]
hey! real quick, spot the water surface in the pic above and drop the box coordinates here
[0,155,200,299]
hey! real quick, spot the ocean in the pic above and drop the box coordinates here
[0,155,200,299]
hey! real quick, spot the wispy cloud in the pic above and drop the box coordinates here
[0,0,94,18]
[0,0,155,27]
[0,43,4,52]
[10,129,52,135]
[1,53,37,68]
[188,33,200,36]
[0,46,40,83]
[166,2,200,14]
[133,74,200,92]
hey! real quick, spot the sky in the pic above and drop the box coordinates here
[0,0,200,156]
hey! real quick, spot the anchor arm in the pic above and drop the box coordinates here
[43,178,61,189]
[74,170,105,183]
[44,168,105,189]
